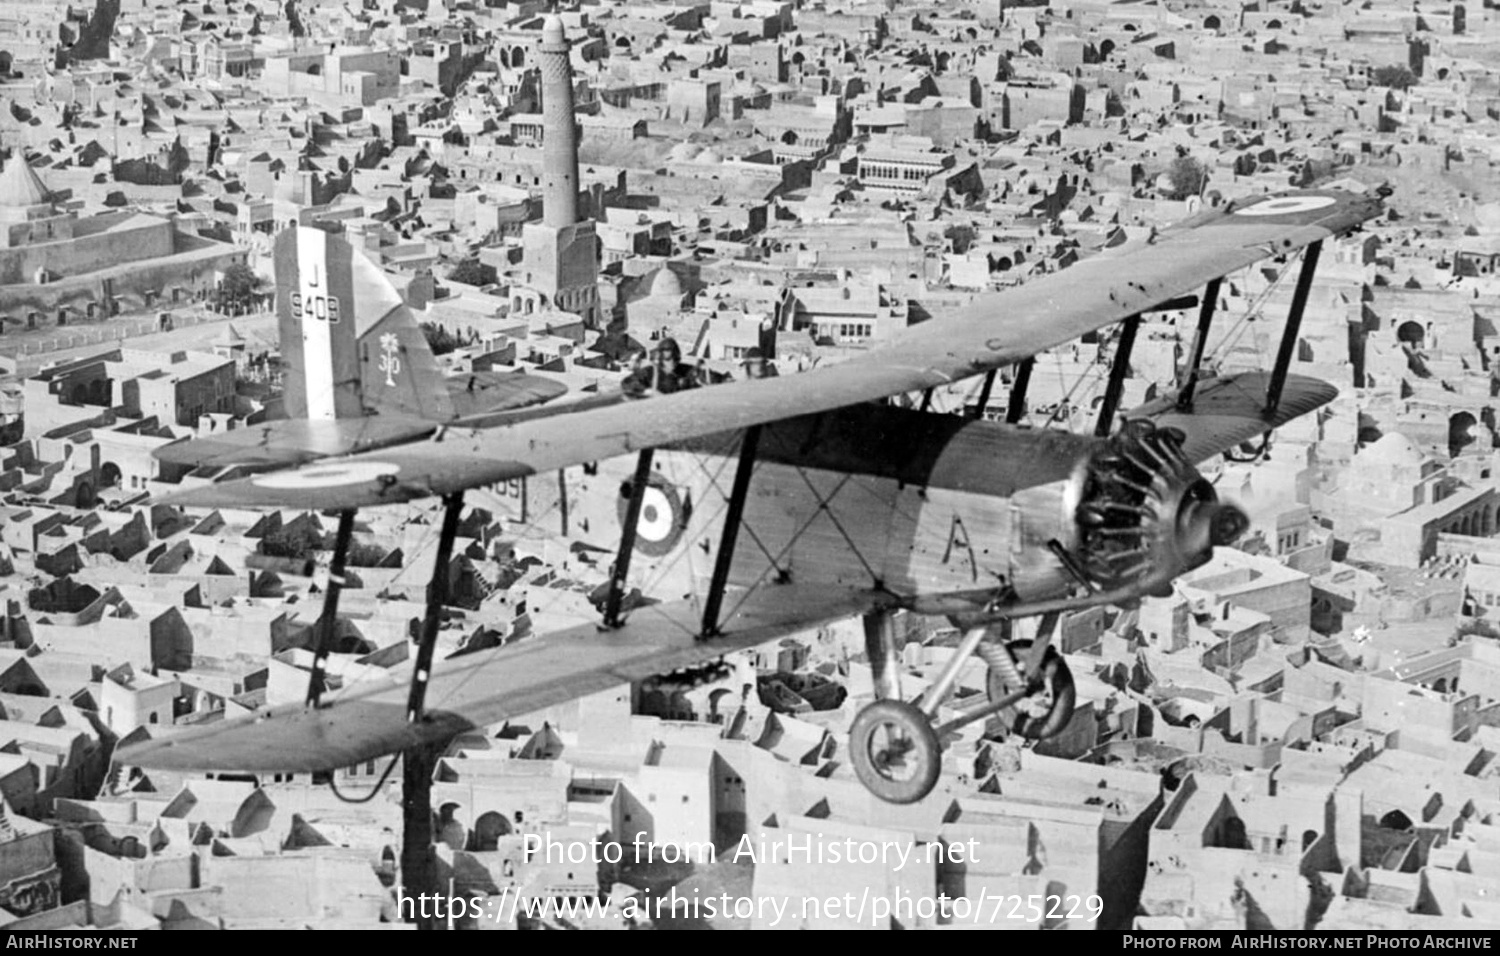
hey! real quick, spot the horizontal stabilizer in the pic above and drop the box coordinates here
[153,417,439,471]
[116,585,889,773]
[446,369,570,423]
[153,372,573,472]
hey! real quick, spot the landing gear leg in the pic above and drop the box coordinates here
[847,616,989,806]
[945,613,1075,740]
[847,611,1077,806]
[861,609,902,702]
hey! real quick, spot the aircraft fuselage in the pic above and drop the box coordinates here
[550,403,1119,618]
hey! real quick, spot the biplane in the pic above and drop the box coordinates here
[119,190,1381,821]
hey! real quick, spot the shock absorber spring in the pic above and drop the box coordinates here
[976,631,1024,690]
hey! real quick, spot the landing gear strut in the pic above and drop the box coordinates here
[846,612,1076,805]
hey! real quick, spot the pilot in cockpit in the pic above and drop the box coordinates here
[623,338,700,397]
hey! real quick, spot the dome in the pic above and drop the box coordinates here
[1360,432,1426,467]
[0,154,50,209]
[648,267,684,299]
[668,142,700,162]
[695,147,723,165]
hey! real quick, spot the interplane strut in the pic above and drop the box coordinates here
[306,510,356,707]
[701,426,762,638]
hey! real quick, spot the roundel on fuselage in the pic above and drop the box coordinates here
[617,473,690,557]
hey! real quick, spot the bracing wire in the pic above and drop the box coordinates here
[1203,263,1291,370]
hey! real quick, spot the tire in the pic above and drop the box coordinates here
[847,699,942,805]
[986,639,1076,740]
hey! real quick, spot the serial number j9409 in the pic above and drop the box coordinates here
[292,292,340,323]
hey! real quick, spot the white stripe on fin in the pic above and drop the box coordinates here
[296,227,339,421]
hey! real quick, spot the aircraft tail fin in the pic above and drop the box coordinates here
[275,226,362,422]
[275,226,454,424]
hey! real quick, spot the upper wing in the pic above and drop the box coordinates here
[115,584,891,773]
[157,189,1380,511]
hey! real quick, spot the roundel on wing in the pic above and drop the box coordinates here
[618,474,691,557]
[1234,195,1337,218]
[254,461,401,489]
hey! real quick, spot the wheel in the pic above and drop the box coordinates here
[986,639,1076,740]
[847,699,941,805]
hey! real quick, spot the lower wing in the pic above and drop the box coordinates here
[116,584,892,773]
[1122,370,1334,463]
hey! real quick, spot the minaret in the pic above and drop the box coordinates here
[520,14,600,328]
[539,15,579,228]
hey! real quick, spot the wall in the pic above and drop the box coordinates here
[177,608,288,661]
[0,764,39,817]
[0,217,173,286]
[0,828,57,917]
[628,761,713,853]
[1362,678,1461,745]
[0,238,243,321]
[134,362,233,427]
[28,609,189,671]
[198,855,314,920]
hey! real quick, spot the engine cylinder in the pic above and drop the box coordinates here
[1069,422,1247,594]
